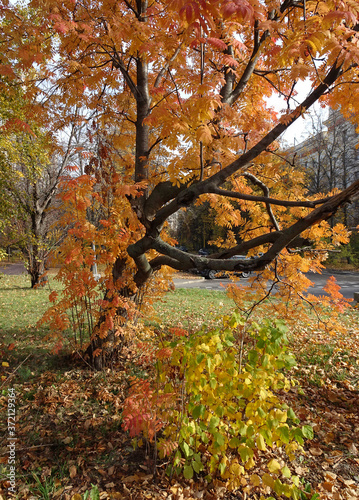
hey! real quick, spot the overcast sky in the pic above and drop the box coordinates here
[267,79,329,147]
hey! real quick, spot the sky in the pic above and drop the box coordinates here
[267,79,329,147]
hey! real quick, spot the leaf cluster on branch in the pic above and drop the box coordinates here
[2,0,359,365]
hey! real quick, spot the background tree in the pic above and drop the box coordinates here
[4,0,359,366]
[291,108,359,227]
[0,87,91,287]
[172,203,225,252]
[286,107,359,265]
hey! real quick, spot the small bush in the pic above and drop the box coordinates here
[123,313,313,499]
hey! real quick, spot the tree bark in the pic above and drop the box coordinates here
[82,4,357,369]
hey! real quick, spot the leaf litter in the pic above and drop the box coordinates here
[0,291,358,499]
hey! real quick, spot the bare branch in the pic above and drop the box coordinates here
[224,11,277,106]
[123,0,138,16]
[154,42,184,88]
[259,178,359,266]
[243,172,281,230]
[199,142,204,181]
[102,47,138,98]
[208,185,329,208]
[147,57,347,233]
[280,0,304,13]
[141,178,359,278]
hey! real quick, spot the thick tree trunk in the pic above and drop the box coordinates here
[84,301,132,370]
[26,211,48,288]
[25,244,47,288]
[29,262,47,288]
[83,18,152,369]
[84,257,136,369]
[84,327,116,371]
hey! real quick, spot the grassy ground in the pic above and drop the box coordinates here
[153,288,234,330]
[0,273,359,499]
[0,273,64,376]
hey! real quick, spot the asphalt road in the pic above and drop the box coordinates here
[0,262,27,275]
[173,269,359,300]
[1,262,358,300]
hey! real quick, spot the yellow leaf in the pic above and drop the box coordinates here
[71,495,82,500]
[229,460,244,476]
[256,434,266,451]
[2,362,9,367]
[196,125,213,145]
[274,409,287,422]
[245,457,255,470]
[250,474,261,486]
[267,458,281,473]
[262,472,275,488]
[281,465,292,478]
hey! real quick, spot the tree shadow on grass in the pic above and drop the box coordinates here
[1,334,83,383]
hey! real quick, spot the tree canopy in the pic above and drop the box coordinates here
[2,3,359,494]
[3,0,359,266]
[2,0,359,363]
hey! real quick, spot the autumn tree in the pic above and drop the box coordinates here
[4,0,359,366]
[0,6,91,287]
[0,84,92,287]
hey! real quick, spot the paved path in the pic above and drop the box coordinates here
[1,263,358,300]
[173,269,359,299]
[0,262,26,275]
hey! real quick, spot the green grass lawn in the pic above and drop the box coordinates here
[0,273,64,376]
[0,273,62,331]
[1,272,358,385]
[0,274,238,378]
[153,287,235,330]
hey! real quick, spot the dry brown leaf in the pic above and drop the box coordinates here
[324,432,336,443]
[348,442,358,455]
[326,390,341,402]
[141,474,154,483]
[69,465,77,479]
[309,447,323,456]
[324,471,337,481]
[170,485,181,495]
[54,478,62,488]
[294,465,308,475]
[53,488,65,498]
[122,475,139,483]
[343,479,356,486]
[321,481,334,492]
